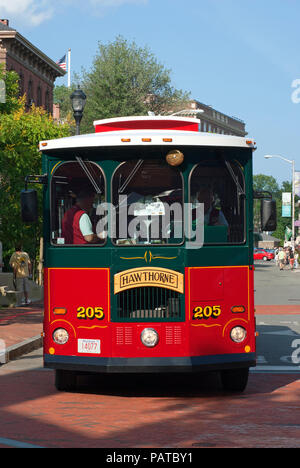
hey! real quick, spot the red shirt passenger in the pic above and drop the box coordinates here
[62,188,99,244]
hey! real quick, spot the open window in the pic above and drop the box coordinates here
[112,159,184,245]
[51,160,105,245]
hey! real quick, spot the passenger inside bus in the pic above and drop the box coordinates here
[190,159,245,244]
[61,186,104,244]
[112,159,183,245]
[195,185,228,227]
[51,160,106,245]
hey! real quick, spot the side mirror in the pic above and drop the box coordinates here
[21,189,38,222]
[261,199,277,231]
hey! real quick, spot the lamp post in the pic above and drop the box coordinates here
[264,154,295,245]
[70,86,86,135]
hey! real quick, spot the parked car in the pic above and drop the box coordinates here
[254,248,275,261]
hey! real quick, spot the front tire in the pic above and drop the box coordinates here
[55,369,77,392]
[220,368,249,392]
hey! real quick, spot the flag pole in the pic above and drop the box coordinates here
[68,48,71,88]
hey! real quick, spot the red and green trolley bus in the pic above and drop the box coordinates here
[21,115,276,391]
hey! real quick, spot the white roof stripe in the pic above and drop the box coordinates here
[39,130,255,151]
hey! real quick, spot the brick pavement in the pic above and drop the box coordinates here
[0,302,43,362]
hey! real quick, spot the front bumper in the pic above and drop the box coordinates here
[44,352,256,374]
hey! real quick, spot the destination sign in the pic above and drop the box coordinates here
[114,267,184,294]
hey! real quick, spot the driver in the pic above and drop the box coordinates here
[62,187,102,244]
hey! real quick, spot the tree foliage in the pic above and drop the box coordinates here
[53,84,76,123]
[253,174,299,243]
[253,174,280,197]
[77,36,190,132]
[0,70,71,267]
[0,64,21,114]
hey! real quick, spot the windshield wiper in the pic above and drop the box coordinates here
[118,159,143,194]
[76,156,102,194]
[223,159,245,198]
[221,158,245,214]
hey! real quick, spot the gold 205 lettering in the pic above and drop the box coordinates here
[77,306,104,320]
[192,305,221,320]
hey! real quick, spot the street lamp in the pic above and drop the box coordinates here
[264,154,295,244]
[70,86,86,135]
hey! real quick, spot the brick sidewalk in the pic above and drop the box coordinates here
[0,302,43,361]
[255,305,300,314]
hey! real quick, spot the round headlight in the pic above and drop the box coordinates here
[53,328,69,345]
[141,328,159,347]
[230,326,247,343]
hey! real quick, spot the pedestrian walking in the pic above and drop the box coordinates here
[9,244,32,305]
[294,250,299,269]
[278,247,285,271]
[289,248,295,270]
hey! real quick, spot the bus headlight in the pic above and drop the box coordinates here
[141,328,159,347]
[53,328,69,345]
[230,326,247,343]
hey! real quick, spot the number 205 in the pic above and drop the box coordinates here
[192,305,221,320]
[77,306,104,320]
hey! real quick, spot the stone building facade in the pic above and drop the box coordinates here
[185,99,247,137]
[0,19,65,113]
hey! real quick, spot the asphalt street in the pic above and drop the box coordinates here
[254,260,300,305]
[254,260,300,373]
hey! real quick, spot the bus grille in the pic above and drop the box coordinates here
[116,287,182,321]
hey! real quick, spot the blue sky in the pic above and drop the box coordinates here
[2,0,300,185]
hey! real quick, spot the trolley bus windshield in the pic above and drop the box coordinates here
[50,150,245,247]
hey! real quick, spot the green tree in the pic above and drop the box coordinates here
[253,174,299,243]
[253,174,280,231]
[0,88,71,269]
[53,84,75,122]
[78,36,190,133]
[253,174,280,196]
[0,64,21,114]
[272,180,299,242]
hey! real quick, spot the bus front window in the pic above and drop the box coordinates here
[190,159,245,244]
[112,159,183,245]
[51,161,106,245]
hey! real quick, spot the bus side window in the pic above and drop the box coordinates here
[51,161,105,245]
[190,159,245,244]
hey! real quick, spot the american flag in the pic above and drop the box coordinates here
[57,54,67,71]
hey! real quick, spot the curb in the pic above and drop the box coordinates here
[2,335,43,364]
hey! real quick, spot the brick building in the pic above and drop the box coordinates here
[0,19,65,113]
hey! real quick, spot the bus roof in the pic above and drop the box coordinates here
[93,115,200,133]
[40,115,255,151]
[40,129,255,151]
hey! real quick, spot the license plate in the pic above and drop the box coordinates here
[78,339,101,354]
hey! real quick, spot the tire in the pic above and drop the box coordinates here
[55,369,77,392]
[263,256,267,261]
[220,368,249,392]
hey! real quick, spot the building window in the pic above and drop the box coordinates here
[18,72,24,97]
[27,79,33,106]
[45,90,50,112]
[37,85,42,107]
